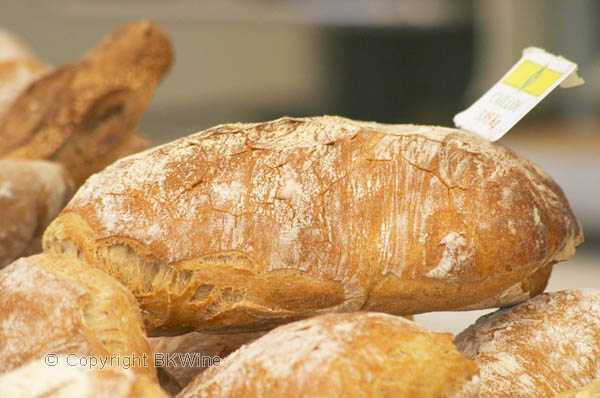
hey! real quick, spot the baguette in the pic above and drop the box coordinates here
[0,253,156,381]
[455,289,600,398]
[178,312,479,398]
[43,116,582,334]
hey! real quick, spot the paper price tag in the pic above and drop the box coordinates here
[454,47,584,141]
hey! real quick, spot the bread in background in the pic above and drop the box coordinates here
[0,20,171,186]
[0,160,73,268]
[0,29,48,119]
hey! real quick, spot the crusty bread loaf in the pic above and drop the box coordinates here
[455,289,600,398]
[558,378,600,398]
[0,253,156,381]
[0,356,166,398]
[0,20,172,186]
[43,116,582,334]
[0,29,47,118]
[150,331,265,390]
[0,160,74,268]
[178,312,479,398]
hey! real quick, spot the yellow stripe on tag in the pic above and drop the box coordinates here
[503,60,562,96]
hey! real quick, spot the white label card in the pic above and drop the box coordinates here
[454,47,584,141]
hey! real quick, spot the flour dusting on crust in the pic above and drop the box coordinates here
[455,289,600,398]
[0,258,91,373]
[426,232,475,281]
[69,116,579,271]
[0,356,140,398]
[178,312,478,397]
[54,115,583,319]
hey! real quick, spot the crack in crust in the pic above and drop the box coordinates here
[43,116,583,333]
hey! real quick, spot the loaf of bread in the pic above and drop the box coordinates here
[0,356,166,398]
[150,331,264,390]
[0,253,156,381]
[455,289,600,398]
[0,29,47,118]
[0,20,171,185]
[43,116,582,334]
[558,378,600,398]
[178,312,479,398]
[0,160,73,268]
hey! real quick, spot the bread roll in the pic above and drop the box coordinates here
[178,312,479,398]
[150,331,265,389]
[0,253,156,381]
[0,160,73,268]
[455,289,600,398]
[0,356,166,398]
[0,29,47,118]
[558,378,600,398]
[43,116,582,334]
[0,20,172,185]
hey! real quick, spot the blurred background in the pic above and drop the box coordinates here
[1,0,598,332]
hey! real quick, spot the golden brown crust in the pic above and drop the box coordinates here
[178,312,479,398]
[43,116,582,333]
[0,160,74,268]
[0,253,156,381]
[455,289,600,398]
[0,357,167,398]
[0,21,172,186]
[557,378,600,398]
